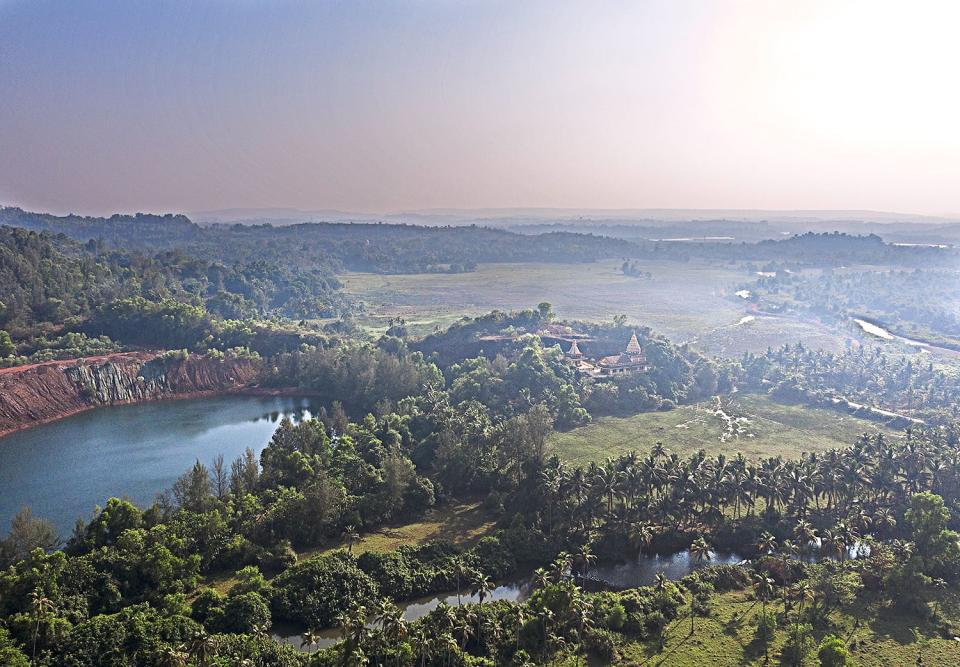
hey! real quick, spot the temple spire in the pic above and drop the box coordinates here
[625,331,642,354]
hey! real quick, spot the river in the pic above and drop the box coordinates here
[0,394,319,534]
[274,549,746,652]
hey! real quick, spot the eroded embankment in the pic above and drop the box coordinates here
[0,352,262,437]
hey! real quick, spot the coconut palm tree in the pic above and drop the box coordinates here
[469,571,495,644]
[454,610,476,652]
[532,567,549,591]
[507,604,527,653]
[629,520,655,551]
[654,571,669,594]
[158,646,188,667]
[452,558,470,606]
[574,543,597,586]
[379,605,407,667]
[790,580,814,628]
[753,573,775,616]
[874,507,897,538]
[188,631,218,667]
[29,588,55,665]
[300,628,321,650]
[344,525,360,553]
[794,518,818,558]
[756,531,777,556]
[337,604,369,653]
[549,552,571,583]
[689,536,711,565]
[570,592,594,666]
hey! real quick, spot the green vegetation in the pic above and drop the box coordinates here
[303,502,495,558]
[549,394,900,464]
[4,202,960,663]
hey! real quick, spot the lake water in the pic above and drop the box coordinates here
[0,395,318,534]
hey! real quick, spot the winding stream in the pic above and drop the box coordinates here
[273,549,746,652]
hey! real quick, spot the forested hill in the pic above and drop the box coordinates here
[0,207,197,248]
[0,226,343,356]
[0,207,633,273]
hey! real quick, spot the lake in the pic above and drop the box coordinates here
[0,394,318,535]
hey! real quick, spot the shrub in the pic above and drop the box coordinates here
[215,591,272,633]
[817,634,853,666]
[782,623,816,667]
[271,552,380,627]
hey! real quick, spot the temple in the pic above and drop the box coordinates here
[566,332,649,377]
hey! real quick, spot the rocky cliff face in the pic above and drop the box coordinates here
[0,352,262,436]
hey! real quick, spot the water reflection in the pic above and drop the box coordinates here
[588,549,745,589]
[253,400,318,425]
[273,579,532,652]
[0,395,321,534]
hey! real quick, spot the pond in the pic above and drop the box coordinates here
[0,394,319,534]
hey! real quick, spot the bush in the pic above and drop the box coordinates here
[687,564,752,592]
[271,552,380,627]
[214,591,272,633]
[191,589,225,625]
[583,627,617,662]
[782,623,816,667]
[817,634,853,666]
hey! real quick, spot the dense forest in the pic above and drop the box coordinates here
[0,226,337,363]
[4,206,958,366]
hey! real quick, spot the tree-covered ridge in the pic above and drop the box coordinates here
[0,226,342,362]
[0,207,637,275]
[5,208,957,281]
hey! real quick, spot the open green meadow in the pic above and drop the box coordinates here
[342,260,849,356]
[549,394,900,464]
[302,501,495,559]
[613,589,960,667]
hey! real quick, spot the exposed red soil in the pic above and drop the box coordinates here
[0,352,263,438]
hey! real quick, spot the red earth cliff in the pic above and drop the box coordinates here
[0,352,262,437]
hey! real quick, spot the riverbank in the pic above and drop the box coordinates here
[0,351,269,438]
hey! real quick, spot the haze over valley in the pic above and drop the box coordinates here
[3,2,960,666]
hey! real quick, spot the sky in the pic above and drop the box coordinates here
[1,0,959,217]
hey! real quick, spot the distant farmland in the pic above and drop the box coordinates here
[342,259,848,355]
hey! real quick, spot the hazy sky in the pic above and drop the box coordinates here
[1,0,959,216]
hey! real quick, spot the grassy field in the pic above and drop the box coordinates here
[300,501,495,559]
[549,394,900,464]
[613,589,960,666]
[341,260,847,356]
[203,501,495,594]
